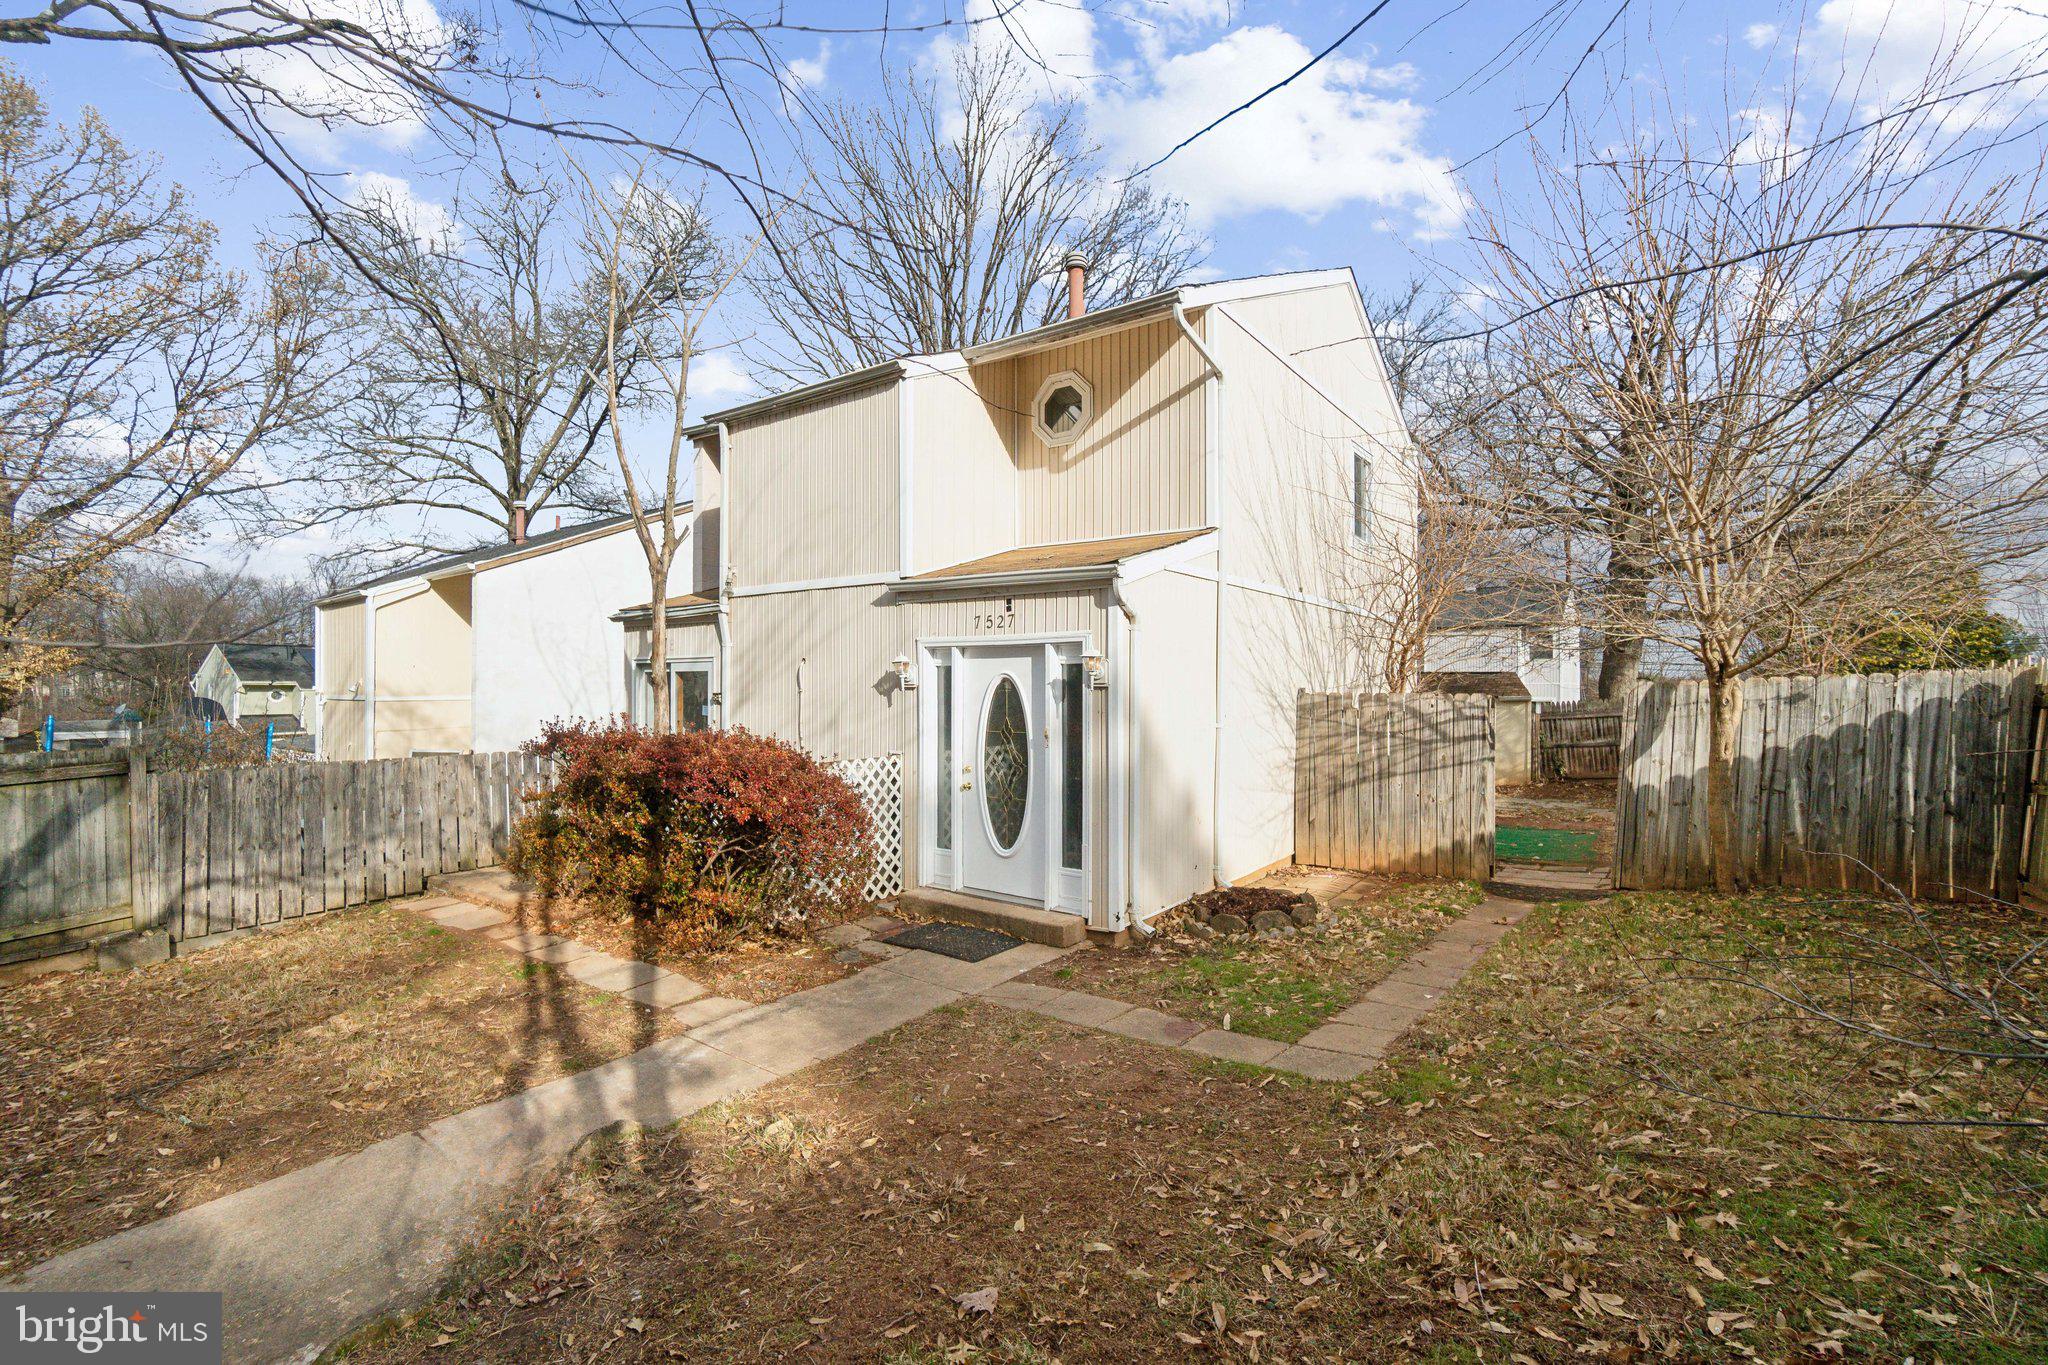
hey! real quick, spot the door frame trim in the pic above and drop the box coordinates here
[917,633,1094,916]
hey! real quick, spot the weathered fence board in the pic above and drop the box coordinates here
[1616,666,2041,901]
[1295,691,1495,880]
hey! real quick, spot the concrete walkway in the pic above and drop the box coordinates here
[9,932,1065,1364]
[983,892,1538,1081]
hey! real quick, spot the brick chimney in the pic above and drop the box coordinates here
[510,500,528,545]
[1062,251,1090,319]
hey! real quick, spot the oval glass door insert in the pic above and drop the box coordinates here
[980,675,1030,852]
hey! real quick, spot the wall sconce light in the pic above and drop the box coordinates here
[891,654,917,690]
[1083,652,1108,689]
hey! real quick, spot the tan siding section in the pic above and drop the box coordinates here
[976,318,1208,545]
[373,579,473,757]
[909,368,1016,574]
[729,381,899,585]
[726,584,1112,921]
[318,599,367,759]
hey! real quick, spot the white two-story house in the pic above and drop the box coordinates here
[617,266,1420,939]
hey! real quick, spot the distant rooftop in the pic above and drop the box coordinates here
[318,511,657,604]
[219,643,314,687]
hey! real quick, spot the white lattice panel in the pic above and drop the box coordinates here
[827,753,903,901]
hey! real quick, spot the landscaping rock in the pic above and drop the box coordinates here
[1289,904,1319,929]
[1250,909,1293,934]
[1183,921,1215,940]
[832,947,865,964]
[1208,912,1249,937]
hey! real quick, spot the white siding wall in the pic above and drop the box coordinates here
[472,525,669,750]
[1212,297,1417,612]
[1425,628,1583,703]
[1126,562,1217,916]
[1219,588,1368,881]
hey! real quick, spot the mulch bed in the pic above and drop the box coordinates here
[0,904,676,1276]
[1178,884,1304,926]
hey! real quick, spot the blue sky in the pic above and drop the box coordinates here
[20,0,2043,575]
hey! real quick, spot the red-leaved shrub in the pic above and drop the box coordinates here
[507,721,874,943]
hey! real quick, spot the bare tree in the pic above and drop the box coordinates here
[747,43,1205,381]
[0,65,342,711]
[1466,96,2048,890]
[578,161,776,733]
[309,159,682,566]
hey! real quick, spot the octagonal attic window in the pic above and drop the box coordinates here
[1031,371,1093,446]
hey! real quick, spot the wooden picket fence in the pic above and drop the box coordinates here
[1616,667,2042,902]
[138,752,552,945]
[1535,701,1623,779]
[1295,690,1495,880]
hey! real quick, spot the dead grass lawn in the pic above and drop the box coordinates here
[337,887,2048,1363]
[0,904,677,1275]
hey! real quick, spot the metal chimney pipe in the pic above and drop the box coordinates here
[1062,251,1090,319]
[510,501,528,544]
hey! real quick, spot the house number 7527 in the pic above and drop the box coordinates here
[972,611,1017,631]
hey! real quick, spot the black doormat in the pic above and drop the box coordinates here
[883,921,1024,962]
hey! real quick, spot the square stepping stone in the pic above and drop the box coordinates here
[623,973,707,1008]
[1363,979,1447,1012]
[1332,999,1423,1030]
[980,979,1062,1009]
[1100,1007,1205,1047]
[1385,961,1468,990]
[499,930,567,952]
[671,995,753,1028]
[857,914,908,934]
[1184,1029,1287,1066]
[1026,990,1134,1028]
[426,903,510,932]
[568,955,664,993]
[819,924,872,947]
[1298,1020,1401,1057]
[527,940,592,965]
[855,939,904,959]
[1271,1045,1373,1082]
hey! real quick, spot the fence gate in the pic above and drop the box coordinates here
[1536,701,1623,779]
[1294,691,1495,879]
[0,756,135,957]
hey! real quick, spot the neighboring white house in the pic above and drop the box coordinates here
[1425,584,1583,704]
[190,644,317,733]
[625,265,1422,938]
[312,512,689,758]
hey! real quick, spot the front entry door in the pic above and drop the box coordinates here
[957,648,1048,903]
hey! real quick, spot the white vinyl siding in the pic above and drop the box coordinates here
[728,380,900,585]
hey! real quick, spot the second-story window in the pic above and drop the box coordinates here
[1032,371,1094,446]
[1352,447,1375,544]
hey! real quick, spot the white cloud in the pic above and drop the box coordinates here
[266,0,454,157]
[947,0,1101,99]
[1814,0,2048,135]
[345,172,462,251]
[785,42,831,90]
[1096,25,1466,236]
[1743,22,1780,49]
[688,351,754,406]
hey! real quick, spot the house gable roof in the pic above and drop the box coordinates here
[317,511,667,606]
[686,268,1370,441]
[218,643,315,687]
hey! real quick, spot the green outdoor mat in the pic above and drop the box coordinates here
[1495,826,1600,864]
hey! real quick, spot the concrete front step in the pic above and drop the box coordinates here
[896,886,1088,948]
